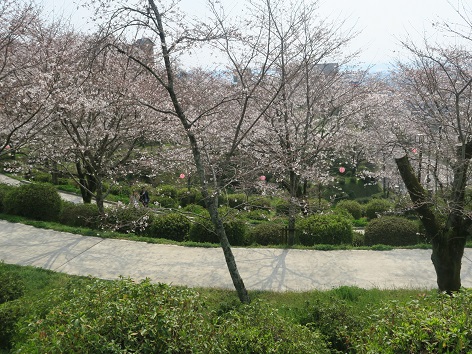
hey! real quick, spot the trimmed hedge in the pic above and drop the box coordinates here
[248,222,285,246]
[102,204,153,234]
[336,200,363,220]
[0,183,15,212]
[4,183,62,221]
[59,202,101,229]
[296,213,353,246]
[149,213,191,242]
[364,199,393,219]
[364,216,419,246]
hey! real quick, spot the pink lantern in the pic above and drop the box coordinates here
[339,167,346,174]
[412,148,417,154]
[5,145,10,149]
[179,173,186,179]
[259,175,266,181]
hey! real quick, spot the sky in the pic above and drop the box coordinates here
[41,0,468,72]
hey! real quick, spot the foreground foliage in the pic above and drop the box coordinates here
[10,278,329,353]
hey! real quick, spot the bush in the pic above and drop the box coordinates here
[188,212,218,243]
[101,204,153,234]
[364,199,393,219]
[225,193,248,209]
[14,279,219,353]
[336,200,363,220]
[218,300,329,353]
[0,271,24,305]
[296,213,353,246]
[59,202,101,229]
[247,196,272,211]
[155,184,178,199]
[354,290,472,353]
[0,183,15,212]
[364,216,419,246]
[148,213,191,242]
[248,222,285,245]
[4,183,62,221]
[177,188,204,207]
[188,212,248,245]
[224,219,248,246]
[153,195,178,208]
[182,203,206,215]
[0,301,25,351]
[299,294,364,353]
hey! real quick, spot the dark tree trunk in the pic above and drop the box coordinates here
[76,162,95,204]
[395,154,468,292]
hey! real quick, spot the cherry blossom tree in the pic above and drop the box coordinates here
[240,0,364,243]
[391,42,472,293]
[30,34,162,212]
[0,1,58,161]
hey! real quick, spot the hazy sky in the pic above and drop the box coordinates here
[41,0,468,71]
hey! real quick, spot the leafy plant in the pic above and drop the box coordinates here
[4,183,62,221]
[296,213,353,245]
[364,199,393,219]
[364,216,419,246]
[149,212,191,241]
[59,201,101,229]
[354,290,472,353]
[248,222,285,245]
[336,200,363,219]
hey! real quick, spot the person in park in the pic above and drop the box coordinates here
[139,187,150,207]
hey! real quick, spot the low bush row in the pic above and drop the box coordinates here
[0,183,422,247]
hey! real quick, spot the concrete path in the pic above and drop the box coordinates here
[2,220,472,291]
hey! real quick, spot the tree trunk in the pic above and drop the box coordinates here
[76,162,94,204]
[395,154,467,292]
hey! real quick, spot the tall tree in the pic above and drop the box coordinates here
[242,0,362,243]
[392,43,472,293]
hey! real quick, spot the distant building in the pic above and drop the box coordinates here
[133,38,155,64]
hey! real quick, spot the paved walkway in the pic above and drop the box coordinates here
[1,220,472,291]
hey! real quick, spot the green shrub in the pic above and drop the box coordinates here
[364,199,393,219]
[102,204,153,234]
[153,195,178,208]
[225,193,248,209]
[14,279,219,353]
[364,216,419,246]
[182,203,206,215]
[274,199,290,215]
[224,219,248,246]
[247,196,272,211]
[243,209,271,221]
[336,200,363,220]
[218,300,329,353]
[4,183,62,221]
[0,300,25,351]
[249,222,285,245]
[354,290,472,353]
[155,184,178,199]
[148,213,190,241]
[306,198,331,214]
[299,295,364,353]
[188,212,248,245]
[296,213,353,246]
[0,271,24,305]
[188,212,218,243]
[177,188,204,207]
[59,202,101,229]
[32,171,52,183]
[0,183,15,212]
